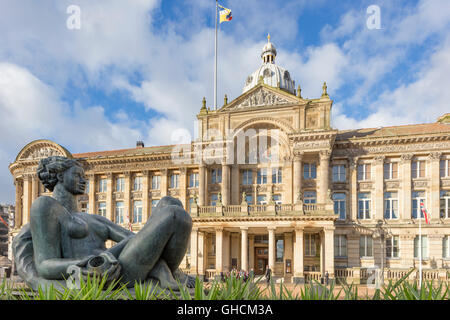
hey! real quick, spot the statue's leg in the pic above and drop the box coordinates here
[117,204,192,285]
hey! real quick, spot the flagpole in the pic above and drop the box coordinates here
[419,203,422,289]
[214,0,218,110]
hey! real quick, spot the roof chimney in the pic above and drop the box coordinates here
[136,141,144,148]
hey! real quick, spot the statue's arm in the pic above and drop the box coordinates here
[92,214,134,243]
[30,197,85,280]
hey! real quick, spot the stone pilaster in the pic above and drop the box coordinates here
[268,226,276,271]
[221,163,230,205]
[160,169,168,197]
[198,231,205,278]
[124,171,131,223]
[22,175,31,225]
[349,157,358,221]
[429,152,442,221]
[318,150,331,204]
[428,234,444,268]
[106,173,113,221]
[248,234,255,273]
[142,170,149,222]
[223,231,230,272]
[14,179,23,228]
[293,226,304,282]
[179,167,187,208]
[401,154,413,221]
[231,165,239,205]
[324,227,335,278]
[199,163,206,206]
[293,153,303,203]
[215,227,224,274]
[31,175,39,201]
[190,227,199,275]
[241,227,249,271]
[88,174,95,215]
[374,156,385,221]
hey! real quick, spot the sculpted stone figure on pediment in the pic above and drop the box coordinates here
[232,87,290,109]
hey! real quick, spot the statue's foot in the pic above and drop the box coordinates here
[147,259,180,290]
[173,269,196,288]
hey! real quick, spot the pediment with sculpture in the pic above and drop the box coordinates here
[15,139,72,161]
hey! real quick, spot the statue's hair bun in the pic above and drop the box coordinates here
[37,156,80,191]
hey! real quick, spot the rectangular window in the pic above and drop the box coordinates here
[412,160,426,178]
[257,168,267,184]
[333,193,346,220]
[245,194,253,205]
[332,165,346,182]
[210,193,218,206]
[441,160,450,178]
[276,236,284,262]
[304,234,317,257]
[133,176,143,191]
[443,236,450,259]
[98,178,107,192]
[98,202,106,217]
[357,164,371,181]
[414,235,428,259]
[152,175,161,190]
[273,194,282,204]
[358,193,371,219]
[170,174,179,188]
[242,169,253,185]
[133,200,143,223]
[334,235,347,257]
[115,201,124,224]
[440,190,450,219]
[189,173,199,188]
[116,177,125,192]
[272,167,282,184]
[211,169,222,184]
[359,235,373,257]
[304,191,316,204]
[384,162,398,180]
[303,163,317,179]
[257,195,267,205]
[386,236,399,258]
[412,191,426,219]
[384,192,398,219]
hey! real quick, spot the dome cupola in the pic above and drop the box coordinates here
[261,34,277,63]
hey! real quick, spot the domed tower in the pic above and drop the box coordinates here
[242,34,295,94]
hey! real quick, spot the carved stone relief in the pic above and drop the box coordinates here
[231,87,290,109]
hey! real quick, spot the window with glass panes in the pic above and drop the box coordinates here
[189,173,199,188]
[133,176,143,191]
[334,235,347,257]
[151,199,159,209]
[133,200,143,223]
[303,163,317,179]
[384,192,398,219]
[412,160,426,178]
[332,165,346,182]
[358,193,371,219]
[304,234,317,256]
[98,178,107,192]
[440,159,450,177]
[304,191,316,204]
[257,195,267,204]
[273,194,282,204]
[116,177,125,192]
[412,191,426,219]
[98,202,106,217]
[210,194,218,206]
[357,163,371,181]
[245,194,253,205]
[384,162,398,180]
[443,236,450,259]
[386,236,399,258]
[170,174,179,188]
[414,235,428,259]
[242,169,252,185]
[333,193,346,220]
[272,168,282,184]
[257,168,267,184]
[440,190,450,219]
[276,236,284,262]
[152,175,161,189]
[211,169,222,184]
[115,201,124,224]
[360,235,373,257]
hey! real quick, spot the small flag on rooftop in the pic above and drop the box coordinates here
[218,4,232,23]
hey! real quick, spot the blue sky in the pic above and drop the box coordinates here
[0,0,449,203]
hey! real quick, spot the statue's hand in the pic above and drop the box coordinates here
[76,255,96,268]
[78,252,121,284]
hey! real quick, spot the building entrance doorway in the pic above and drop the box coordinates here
[254,247,268,275]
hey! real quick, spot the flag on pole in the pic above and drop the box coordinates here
[420,201,431,224]
[218,4,232,23]
[0,215,8,228]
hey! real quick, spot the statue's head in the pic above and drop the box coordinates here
[37,156,86,195]
[156,196,183,209]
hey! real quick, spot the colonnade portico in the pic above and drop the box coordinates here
[188,219,335,282]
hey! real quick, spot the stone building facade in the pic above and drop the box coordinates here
[8,38,450,283]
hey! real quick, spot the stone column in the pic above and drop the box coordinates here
[14,179,23,228]
[374,156,385,221]
[199,163,206,206]
[231,165,239,205]
[198,231,205,279]
[268,227,276,271]
[160,169,168,197]
[241,227,249,271]
[223,231,230,272]
[429,152,442,220]
[142,170,149,222]
[179,168,187,209]
[31,175,39,201]
[293,153,303,203]
[323,227,336,277]
[215,227,224,274]
[249,235,255,272]
[22,175,31,225]
[401,154,413,221]
[293,226,304,282]
[221,163,230,205]
[88,174,96,215]
[349,157,358,221]
[318,150,331,204]
[106,173,113,221]
[190,228,199,275]
[124,172,131,223]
